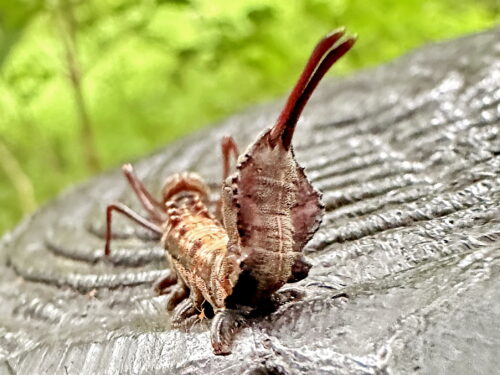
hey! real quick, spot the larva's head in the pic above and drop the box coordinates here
[162,172,210,204]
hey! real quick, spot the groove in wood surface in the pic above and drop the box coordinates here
[321,155,499,223]
[312,161,423,193]
[323,171,428,205]
[311,102,397,131]
[309,207,499,280]
[308,178,497,252]
[45,225,165,267]
[9,255,170,293]
[307,102,439,151]
[300,144,376,171]
[309,152,412,181]
[323,182,432,222]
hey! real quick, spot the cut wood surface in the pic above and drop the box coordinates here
[1,28,499,374]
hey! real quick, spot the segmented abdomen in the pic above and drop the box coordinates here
[161,193,235,310]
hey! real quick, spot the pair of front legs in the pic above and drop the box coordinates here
[154,272,241,355]
[172,299,243,355]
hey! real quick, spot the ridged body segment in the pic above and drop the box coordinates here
[161,188,237,312]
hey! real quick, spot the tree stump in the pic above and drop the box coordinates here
[1,28,499,374]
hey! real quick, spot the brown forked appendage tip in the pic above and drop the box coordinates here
[270,30,357,150]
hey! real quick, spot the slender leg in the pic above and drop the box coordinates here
[287,256,312,283]
[166,283,189,311]
[104,203,162,257]
[153,272,178,295]
[171,298,198,328]
[121,164,166,222]
[221,136,239,180]
[210,309,244,355]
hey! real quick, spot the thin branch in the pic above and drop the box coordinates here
[54,0,100,173]
[0,139,37,214]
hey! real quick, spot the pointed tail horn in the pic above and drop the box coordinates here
[270,29,357,149]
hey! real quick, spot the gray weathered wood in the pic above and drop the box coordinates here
[1,28,499,374]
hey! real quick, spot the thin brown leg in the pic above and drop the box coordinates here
[166,283,189,311]
[104,203,162,257]
[122,163,166,222]
[210,309,244,355]
[221,136,239,181]
[153,272,178,295]
[171,298,198,328]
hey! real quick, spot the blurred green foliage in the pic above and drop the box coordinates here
[0,0,498,234]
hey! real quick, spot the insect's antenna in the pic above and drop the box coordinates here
[270,29,356,149]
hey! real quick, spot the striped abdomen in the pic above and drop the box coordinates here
[161,181,239,312]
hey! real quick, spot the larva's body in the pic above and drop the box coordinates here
[160,173,238,315]
[104,28,356,355]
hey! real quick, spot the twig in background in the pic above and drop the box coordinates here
[0,139,36,214]
[54,0,100,173]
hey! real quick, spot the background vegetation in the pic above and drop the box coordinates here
[0,0,498,235]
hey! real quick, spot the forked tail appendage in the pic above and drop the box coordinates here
[270,29,357,149]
